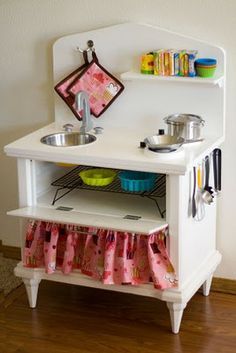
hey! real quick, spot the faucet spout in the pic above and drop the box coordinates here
[75,91,93,133]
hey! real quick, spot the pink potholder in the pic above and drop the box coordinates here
[54,51,89,121]
[68,52,124,118]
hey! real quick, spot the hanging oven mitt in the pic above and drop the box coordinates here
[54,51,89,121]
[67,51,125,118]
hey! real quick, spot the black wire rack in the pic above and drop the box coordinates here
[51,166,166,218]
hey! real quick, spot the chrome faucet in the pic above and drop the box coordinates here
[75,91,93,134]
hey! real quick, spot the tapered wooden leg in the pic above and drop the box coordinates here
[22,278,41,308]
[166,302,187,334]
[202,274,213,296]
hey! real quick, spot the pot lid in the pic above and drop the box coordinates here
[164,114,204,125]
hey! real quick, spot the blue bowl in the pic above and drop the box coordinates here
[119,171,157,192]
[195,58,217,66]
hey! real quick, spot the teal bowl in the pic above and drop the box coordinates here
[119,171,157,192]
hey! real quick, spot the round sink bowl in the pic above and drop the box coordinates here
[40,132,96,147]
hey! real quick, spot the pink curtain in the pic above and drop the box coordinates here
[24,221,177,290]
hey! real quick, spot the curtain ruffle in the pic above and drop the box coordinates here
[23,221,178,290]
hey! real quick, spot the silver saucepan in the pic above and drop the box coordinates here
[164,114,205,142]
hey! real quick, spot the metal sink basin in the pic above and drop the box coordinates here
[40,132,96,147]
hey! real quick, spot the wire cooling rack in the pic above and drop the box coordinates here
[51,166,166,217]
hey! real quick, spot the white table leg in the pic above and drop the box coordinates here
[202,274,213,296]
[166,302,187,334]
[22,278,41,308]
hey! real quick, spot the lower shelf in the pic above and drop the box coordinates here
[15,250,222,303]
[15,251,222,334]
[15,262,177,300]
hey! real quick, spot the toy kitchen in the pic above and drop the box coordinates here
[4,23,225,334]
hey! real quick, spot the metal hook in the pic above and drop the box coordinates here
[76,40,95,53]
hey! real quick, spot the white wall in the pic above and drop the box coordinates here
[0,0,235,279]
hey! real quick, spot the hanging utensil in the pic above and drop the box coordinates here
[192,166,197,218]
[213,148,222,193]
[217,149,222,191]
[195,164,205,221]
[201,155,214,204]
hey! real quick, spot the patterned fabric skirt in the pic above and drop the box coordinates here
[23,221,178,290]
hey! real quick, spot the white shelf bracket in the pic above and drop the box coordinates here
[217,77,224,88]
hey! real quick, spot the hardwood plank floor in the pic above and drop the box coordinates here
[0,281,236,353]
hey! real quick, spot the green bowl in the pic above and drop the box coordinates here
[79,168,116,186]
[196,66,216,78]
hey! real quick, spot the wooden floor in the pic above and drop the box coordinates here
[1,281,236,353]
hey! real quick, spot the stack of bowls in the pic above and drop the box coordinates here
[195,58,217,78]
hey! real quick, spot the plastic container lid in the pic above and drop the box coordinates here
[195,58,217,66]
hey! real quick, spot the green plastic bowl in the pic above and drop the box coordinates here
[79,168,116,186]
[196,66,216,78]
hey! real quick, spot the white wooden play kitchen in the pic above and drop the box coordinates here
[4,23,225,333]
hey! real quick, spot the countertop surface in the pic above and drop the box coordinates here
[4,121,223,175]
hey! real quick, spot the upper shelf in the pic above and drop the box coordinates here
[120,71,224,87]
